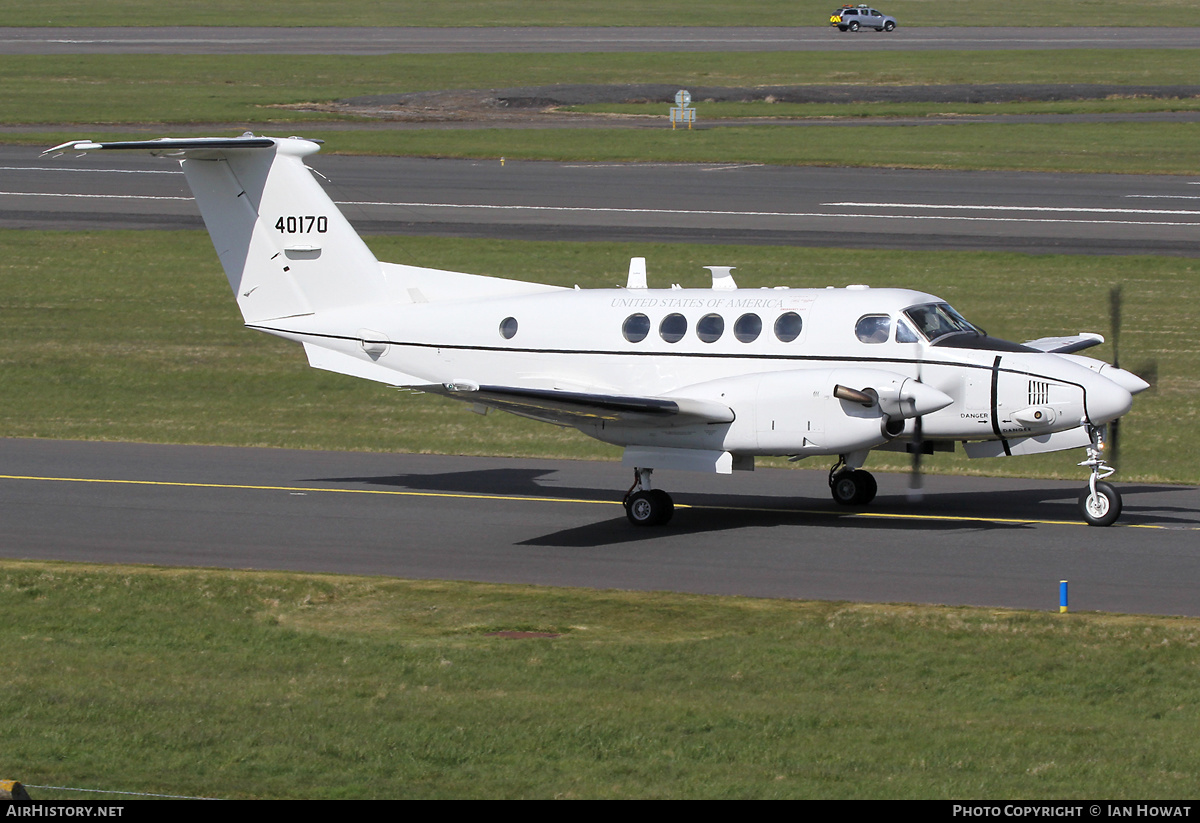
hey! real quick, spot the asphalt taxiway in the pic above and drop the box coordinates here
[2,438,1197,616]
[2,26,1196,55]
[7,147,1200,255]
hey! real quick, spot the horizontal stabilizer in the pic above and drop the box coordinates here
[45,135,281,157]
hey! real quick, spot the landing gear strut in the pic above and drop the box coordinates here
[1078,425,1122,526]
[624,467,674,526]
[829,457,878,506]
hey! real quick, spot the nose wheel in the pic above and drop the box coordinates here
[1078,425,1122,526]
[1079,480,1121,527]
[624,468,674,526]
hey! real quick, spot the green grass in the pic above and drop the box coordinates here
[7,50,1200,174]
[20,122,1200,176]
[325,121,1200,175]
[569,96,1200,119]
[5,560,1200,799]
[0,230,1188,483]
[8,0,1200,27]
[3,50,1198,126]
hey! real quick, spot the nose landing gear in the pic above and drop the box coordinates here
[1079,426,1122,526]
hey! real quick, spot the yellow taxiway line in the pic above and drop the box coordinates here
[0,473,1177,529]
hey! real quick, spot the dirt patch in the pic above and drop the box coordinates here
[284,83,1200,124]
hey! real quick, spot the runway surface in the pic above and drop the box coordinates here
[2,26,1195,55]
[2,438,1197,616]
[8,146,1200,255]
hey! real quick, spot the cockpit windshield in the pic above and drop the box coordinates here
[903,302,982,344]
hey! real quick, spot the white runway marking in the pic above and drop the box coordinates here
[0,165,182,175]
[6,189,1200,227]
[0,191,190,201]
[825,201,1200,217]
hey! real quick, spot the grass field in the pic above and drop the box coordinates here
[5,49,1200,175]
[6,561,1200,800]
[4,50,1198,126]
[0,230,1187,483]
[18,122,1200,176]
[7,0,1200,28]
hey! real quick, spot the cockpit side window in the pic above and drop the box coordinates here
[903,302,980,343]
[855,314,891,344]
[896,317,919,344]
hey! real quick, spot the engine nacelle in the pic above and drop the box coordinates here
[677,367,951,456]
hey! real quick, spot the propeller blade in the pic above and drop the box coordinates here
[908,415,925,501]
[1109,284,1122,369]
[1109,418,1120,468]
[908,351,926,501]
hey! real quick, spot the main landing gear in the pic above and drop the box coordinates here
[1078,426,1122,527]
[624,467,674,526]
[828,457,878,506]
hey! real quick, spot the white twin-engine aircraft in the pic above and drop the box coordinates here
[50,134,1150,527]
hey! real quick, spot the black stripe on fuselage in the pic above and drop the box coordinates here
[989,355,1012,455]
[249,325,1093,396]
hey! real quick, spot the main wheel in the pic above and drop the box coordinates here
[831,470,877,506]
[1079,481,1121,527]
[848,21,860,31]
[883,21,896,31]
[625,489,674,526]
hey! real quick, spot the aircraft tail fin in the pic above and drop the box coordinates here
[49,135,386,324]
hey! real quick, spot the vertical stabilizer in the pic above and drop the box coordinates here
[49,136,387,324]
[181,138,386,323]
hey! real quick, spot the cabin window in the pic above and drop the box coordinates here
[734,313,762,343]
[774,312,803,343]
[499,317,518,339]
[696,313,724,343]
[659,313,687,343]
[622,313,650,343]
[855,314,891,344]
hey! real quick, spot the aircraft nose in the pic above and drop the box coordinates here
[1085,374,1134,425]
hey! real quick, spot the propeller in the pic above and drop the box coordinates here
[908,413,924,502]
[908,344,926,502]
[1106,284,1157,469]
[1108,285,1123,466]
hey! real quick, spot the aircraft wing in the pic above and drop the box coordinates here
[1021,333,1104,354]
[426,383,735,428]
